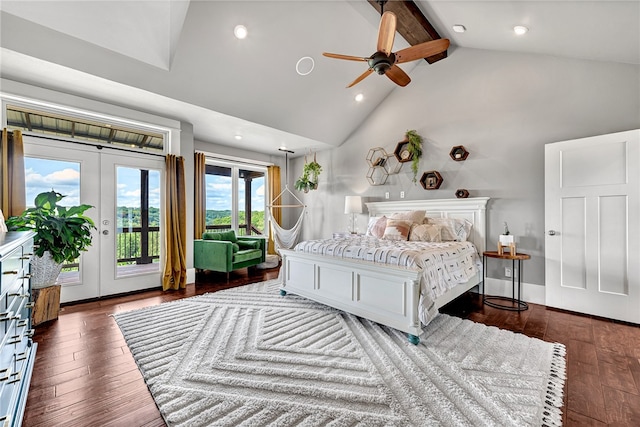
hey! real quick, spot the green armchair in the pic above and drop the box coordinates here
[193,230,266,276]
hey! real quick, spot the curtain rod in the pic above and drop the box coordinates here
[197,150,273,168]
[19,132,166,158]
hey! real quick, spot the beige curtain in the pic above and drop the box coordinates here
[267,165,281,255]
[194,152,206,239]
[162,154,187,290]
[1,129,26,217]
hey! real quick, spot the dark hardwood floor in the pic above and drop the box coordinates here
[24,267,640,426]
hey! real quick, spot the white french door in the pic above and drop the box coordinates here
[23,137,164,303]
[545,129,640,323]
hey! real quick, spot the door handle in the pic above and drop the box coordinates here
[548,230,557,236]
[102,230,109,235]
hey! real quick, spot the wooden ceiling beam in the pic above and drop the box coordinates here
[367,0,447,64]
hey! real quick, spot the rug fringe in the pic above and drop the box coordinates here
[541,343,567,427]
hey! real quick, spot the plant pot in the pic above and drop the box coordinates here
[31,251,63,289]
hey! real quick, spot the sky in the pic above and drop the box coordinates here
[24,157,264,213]
[206,174,265,212]
[24,157,160,209]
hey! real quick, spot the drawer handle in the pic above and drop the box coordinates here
[2,270,18,275]
[19,256,31,260]
[25,302,35,309]
[8,371,21,384]
[20,274,32,279]
[0,311,14,322]
[23,252,34,256]
[26,329,35,338]
[16,352,27,362]
[0,369,10,382]
[8,338,21,345]
[17,319,28,328]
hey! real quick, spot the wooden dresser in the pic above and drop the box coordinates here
[0,232,37,427]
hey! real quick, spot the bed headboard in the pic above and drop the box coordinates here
[365,197,490,255]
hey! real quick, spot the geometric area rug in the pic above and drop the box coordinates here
[113,279,566,427]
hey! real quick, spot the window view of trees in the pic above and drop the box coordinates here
[205,163,266,236]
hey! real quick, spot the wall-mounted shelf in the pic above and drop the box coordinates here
[449,145,469,161]
[393,140,413,163]
[367,165,388,186]
[420,170,443,190]
[366,147,388,168]
[455,189,470,198]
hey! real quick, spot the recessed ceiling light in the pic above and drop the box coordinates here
[234,134,243,140]
[452,24,466,33]
[296,57,315,76]
[355,93,364,102]
[513,25,528,36]
[234,25,247,39]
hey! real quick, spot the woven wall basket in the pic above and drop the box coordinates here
[31,251,63,289]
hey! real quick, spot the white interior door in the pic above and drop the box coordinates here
[545,129,640,323]
[23,137,164,303]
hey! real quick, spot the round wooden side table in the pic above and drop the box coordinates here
[482,251,530,311]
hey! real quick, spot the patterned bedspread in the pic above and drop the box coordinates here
[294,236,481,325]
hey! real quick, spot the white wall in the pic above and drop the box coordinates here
[290,48,640,286]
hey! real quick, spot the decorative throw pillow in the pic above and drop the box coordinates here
[409,224,442,242]
[237,240,259,250]
[367,216,387,238]
[383,219,412,241]
[427,217,473,241]
[390,210,426,225]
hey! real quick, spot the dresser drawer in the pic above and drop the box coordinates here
[0,252,21,297]
[0,231,36,427]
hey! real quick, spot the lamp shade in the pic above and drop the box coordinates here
[344,196,362,214]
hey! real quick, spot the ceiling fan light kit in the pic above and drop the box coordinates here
[323,9,449,88]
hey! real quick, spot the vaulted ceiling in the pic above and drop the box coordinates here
[1,1,638,157]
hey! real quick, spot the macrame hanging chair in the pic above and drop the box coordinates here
[267,149,306,254]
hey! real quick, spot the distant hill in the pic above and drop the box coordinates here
[116,207,264,233]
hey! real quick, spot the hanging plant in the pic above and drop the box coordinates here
[295,153,322,192]
[405,129,423,183]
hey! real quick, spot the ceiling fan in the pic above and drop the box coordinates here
[323,9,450,88]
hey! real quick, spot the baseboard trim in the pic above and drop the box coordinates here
[483,278,545,305]
[187,268,196,285]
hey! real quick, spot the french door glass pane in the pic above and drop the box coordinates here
[237,169,265,236]
[205,165,232,231]
[24,157,82,284]
[116,167,161,277]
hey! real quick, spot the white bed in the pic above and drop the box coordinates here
[279,197,489,344]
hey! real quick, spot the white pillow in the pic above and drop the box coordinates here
[427,217,472,241]
[389,210,426,225]
[366,216,387,239]
[409,223,442,242]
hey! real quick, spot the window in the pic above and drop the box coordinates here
[205,161,266,236]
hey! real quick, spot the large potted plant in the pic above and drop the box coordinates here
[6,190,96,288]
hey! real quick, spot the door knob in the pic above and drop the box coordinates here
[548,230,556,236]
[102,230,109,235]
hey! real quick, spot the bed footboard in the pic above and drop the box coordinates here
[279,249,423,343]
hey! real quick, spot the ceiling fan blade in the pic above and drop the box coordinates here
[347,68,374,88]
[377,11,397,55]
[395,39,450,64]
[385,65,411,87]
[323,52,368,62]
